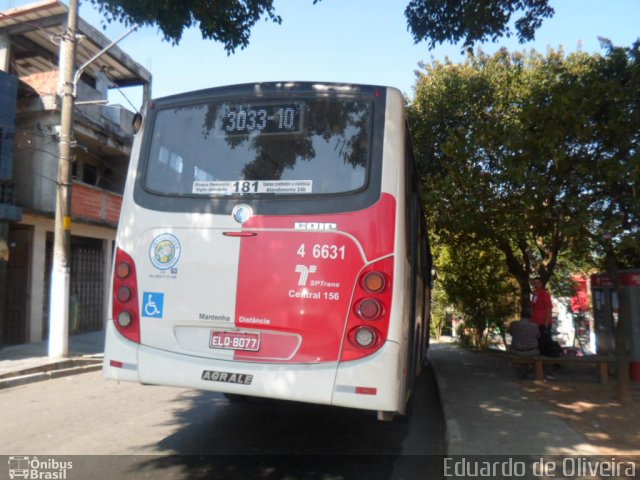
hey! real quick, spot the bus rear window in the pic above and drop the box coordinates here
[144,98,372,196]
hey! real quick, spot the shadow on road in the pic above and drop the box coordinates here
[126,365,446,479]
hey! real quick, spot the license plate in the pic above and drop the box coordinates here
[210,331,261,351]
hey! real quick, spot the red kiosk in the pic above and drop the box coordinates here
[591,269,640,381]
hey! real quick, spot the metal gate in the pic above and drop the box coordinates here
[70,246,104,333]
[1,225,31,346]
[43,237,105,338]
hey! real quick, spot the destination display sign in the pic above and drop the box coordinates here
[219,103,302,136]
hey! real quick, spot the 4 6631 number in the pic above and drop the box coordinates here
[297,244,346,260]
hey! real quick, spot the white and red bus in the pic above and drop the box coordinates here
[104,82,431,420]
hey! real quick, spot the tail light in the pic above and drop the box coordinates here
[355,298,383,320]
[351,326,380,348]
[112,248,140,343]
[362,271,387,293]
[341,257,393,361]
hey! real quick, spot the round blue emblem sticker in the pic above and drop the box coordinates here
[232,204,253,224]
[149,233,181,270]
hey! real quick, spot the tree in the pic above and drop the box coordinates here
[412,48,582,315]
[90,0,320,52]
[410,45,639,316]
[434,241,519,347]
[405,0,554,50]
[410,43,639,399]
[583,40,640,401]
[584,40,640,267]
[429,281,452,340]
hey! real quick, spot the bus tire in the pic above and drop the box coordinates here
[377,411,395,421]
[415,324,423,377]
[223,393,248,402]
[397,393,414,422]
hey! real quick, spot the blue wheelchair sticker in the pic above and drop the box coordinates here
[142,292,164,318]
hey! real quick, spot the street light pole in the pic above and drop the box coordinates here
[48,0,79,358]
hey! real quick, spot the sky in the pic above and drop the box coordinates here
[2,0,640,109]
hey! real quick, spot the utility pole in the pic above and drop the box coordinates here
[48,1,138,357]
[49,0,79,357]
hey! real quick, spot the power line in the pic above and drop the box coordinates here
[109,81,139,113]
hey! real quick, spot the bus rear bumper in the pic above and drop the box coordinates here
[136,342,338,406]
[333,341,404,413]
[103,321,140,383]
[104,323,405,414]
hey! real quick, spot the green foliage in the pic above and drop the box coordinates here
[583,40,640,270]
[409,43,640,315]
[434,241,518,346]
[88,0,557,57]
[405,0,554,51]
[546,255,591,312]
[89,0,321,52]
[611,239,640,269]
[430,278,452,339]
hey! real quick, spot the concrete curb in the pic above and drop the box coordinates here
[0,358,103,390]
[427,347,460,455]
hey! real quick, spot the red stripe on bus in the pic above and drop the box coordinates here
[234,194,396,363]
[355,387,377,395]
[241,193,396,261]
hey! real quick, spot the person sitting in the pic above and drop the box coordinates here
[509,315,540,356]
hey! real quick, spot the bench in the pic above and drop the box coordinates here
[510,354,617,383]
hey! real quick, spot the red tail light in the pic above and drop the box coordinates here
[341,257,394,361]
[112,248,140,343]
[355,298,383,320]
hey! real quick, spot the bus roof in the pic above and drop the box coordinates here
[150,81,403,105]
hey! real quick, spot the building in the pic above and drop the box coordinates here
[0,0,151,346]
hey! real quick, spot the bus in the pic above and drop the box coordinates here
[103,82,431,420]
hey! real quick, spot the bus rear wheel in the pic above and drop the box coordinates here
[223,393,248,402]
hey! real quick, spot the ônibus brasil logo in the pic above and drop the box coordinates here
[8,456,73,479]
[149,233,181,271]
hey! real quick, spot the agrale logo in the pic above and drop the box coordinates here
[8,456,73,479]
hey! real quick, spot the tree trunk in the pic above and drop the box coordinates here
[497,240,532,317]
[518,278,532,318]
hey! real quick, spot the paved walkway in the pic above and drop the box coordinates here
[429,339,600,455]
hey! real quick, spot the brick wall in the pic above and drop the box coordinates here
[71,181,122,226]
[20,70,59,96]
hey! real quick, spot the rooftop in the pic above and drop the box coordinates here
[0,0,151,88]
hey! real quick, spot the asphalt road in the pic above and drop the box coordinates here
[0,364,445,479]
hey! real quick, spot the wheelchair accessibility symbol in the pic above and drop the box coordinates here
[143,292,164,318]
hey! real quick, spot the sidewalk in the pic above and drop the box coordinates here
[0,330,104,389]
[429,338,602,455]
